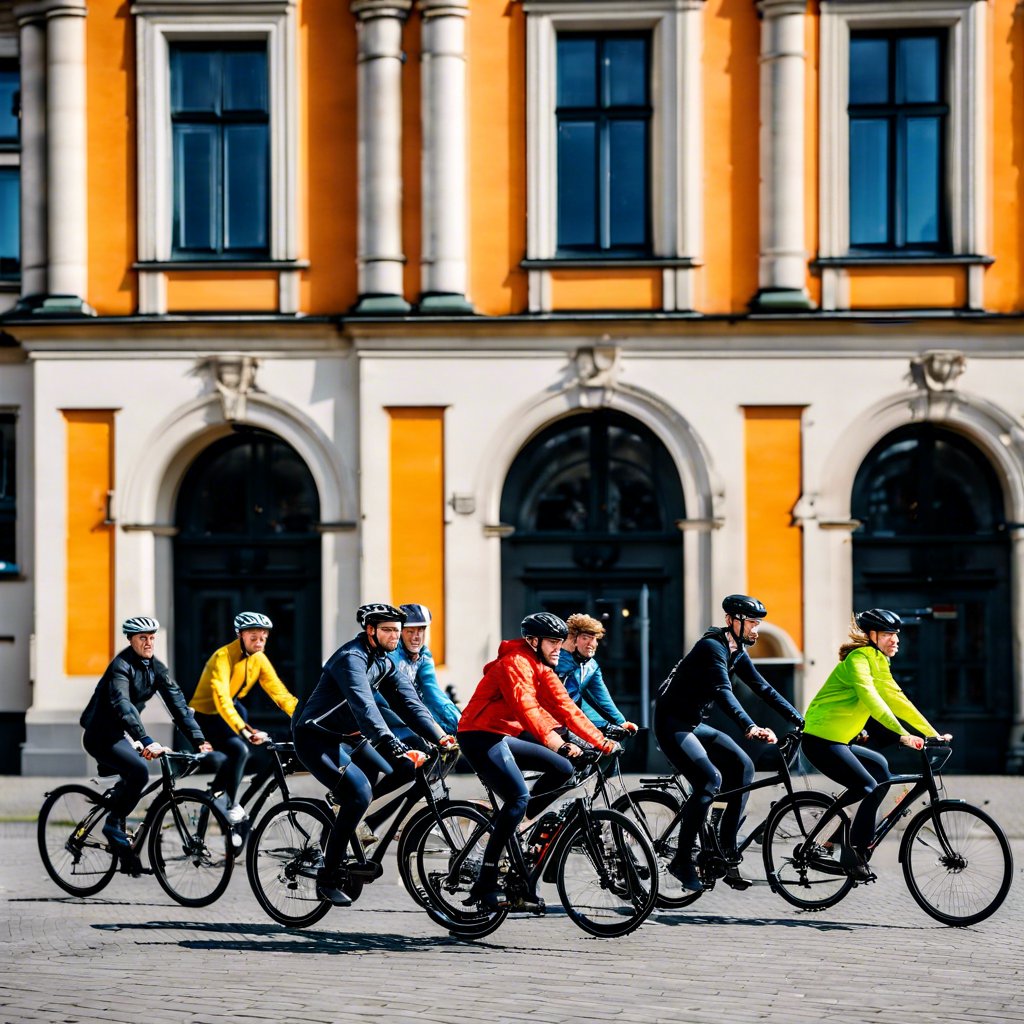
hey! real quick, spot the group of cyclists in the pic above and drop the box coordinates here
[75,590,952,914]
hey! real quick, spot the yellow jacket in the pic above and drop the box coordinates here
[190,640,298,733]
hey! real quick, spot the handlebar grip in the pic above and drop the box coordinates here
[602,725,631,742]
[924,736,951,748]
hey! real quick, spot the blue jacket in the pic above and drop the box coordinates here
[556,649,626,727]
[379,644,461,736]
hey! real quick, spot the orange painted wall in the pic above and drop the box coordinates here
[744,407,803,651]
[86,0,135,315]
[64,411,115,675]
[468,1,528,315]
[550,269,661,311]
[847,268,965,310]
[389,408,446,664]
[702,0,761,313]
[165,273,278,313]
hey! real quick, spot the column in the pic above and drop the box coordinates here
[751,0,813,311]
[351,0,412,314]
[417,0,471,312]
[16,12,46,303]
[44,1,89,312]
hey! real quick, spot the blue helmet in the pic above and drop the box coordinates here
[399,604,431,627]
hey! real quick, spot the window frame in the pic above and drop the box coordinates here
[0,411,17,577]
[133,1,299,312]
[0,46,20,291]
[818,0,987,310]
[524,0,705,313]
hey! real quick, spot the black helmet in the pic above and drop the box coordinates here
[521,612,569,641]
[722,595,767,620]
[856,608,902,634]
[357,603,406,628]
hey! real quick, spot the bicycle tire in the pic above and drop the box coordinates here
[395,800,482,911]
[762,791,855,911]
[148,788,234,907]
[247,798,333,928]
[414,803,507,939]
[37,785,117,897]
[901,800,1013,927]
[555,808,659,938]
[612,789,702,909]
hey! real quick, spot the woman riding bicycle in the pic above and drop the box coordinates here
[802,608,951,880]
[457,611,618,910]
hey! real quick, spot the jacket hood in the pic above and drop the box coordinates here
[481,637,538,675]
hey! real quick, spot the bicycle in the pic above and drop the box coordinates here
[612,730,814,908]
[245,742,466,928]
[762,737,1013,926]
[413,744,659,940]
[37,750,233,907]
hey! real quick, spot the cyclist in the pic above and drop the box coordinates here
[79,616,213,849]
[556,613,638,733]
[189,611,299,830]
[457,611,619,910]
[293,603,456,906]
[654,595,804,892]
[802,608,950,880]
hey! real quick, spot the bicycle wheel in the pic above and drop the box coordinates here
[901,800,1013,927]
[415,803,507,939]
[762,791,854,911]
[247,799,333,928]
[147,788,233,907]
[612,789,701,910]
[555,808,659,938]
[37,785,117,897]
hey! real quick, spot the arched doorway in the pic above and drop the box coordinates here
[851,424,1011,771]
[500,410,685,732]
[173,427,322,731]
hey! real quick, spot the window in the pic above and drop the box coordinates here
[170,44,269,259]
[848,31,948,252]
[0,62,19,280]
[555,33,651,256]
[0,413,15,575]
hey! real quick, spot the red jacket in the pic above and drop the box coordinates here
[458,638,610,749]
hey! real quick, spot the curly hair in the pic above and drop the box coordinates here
[566,613,605,639]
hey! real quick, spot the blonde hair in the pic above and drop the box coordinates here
[566,613,605,639]
[838,615,871,661]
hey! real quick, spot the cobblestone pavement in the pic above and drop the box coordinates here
[2,775,1022,1024]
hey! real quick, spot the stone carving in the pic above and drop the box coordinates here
[201,354,260,422]
[909,350,967,392]
[574,345,621,390]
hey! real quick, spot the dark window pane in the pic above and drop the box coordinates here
[557,37,597,108]
[223,48,268,113]
[171,48,220,114]
[0,168,19,275]
[849,119,889,245]
[608,119,647,248]
[267,443,318,533]
[849,37,889,105]
[224,125,268,251]
[607,426,662,531]
[0,69,19,143]
[174,124,218,251]
[604,37,647,107]
[905,117,940,244]
[0,414,15,572]
[557,120,597,249]
[899,36,940,104]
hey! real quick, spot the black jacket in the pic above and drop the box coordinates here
[297,633,440,743]
[80,646,205,747]
[655,628,803,732]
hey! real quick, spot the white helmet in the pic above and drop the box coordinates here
[234,611,273,633]
[122,616,160,636]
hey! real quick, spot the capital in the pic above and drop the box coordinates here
[351,0,413,21]
[417,0,469,17]
[756,0,808,16]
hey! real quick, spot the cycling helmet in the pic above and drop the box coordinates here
[521,612,569,641]
[122,616,160,636]
[399,603,432,627]
[234,611,273,633]
[357,603,407,628]
[856,608,902,635]
[722,595,768,620]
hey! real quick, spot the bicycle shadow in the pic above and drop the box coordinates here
[649,911,919,932]
[91,918,509,954]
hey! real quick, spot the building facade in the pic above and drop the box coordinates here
[0,0,1022,773]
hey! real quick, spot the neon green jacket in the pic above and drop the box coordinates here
[804,645,937,744]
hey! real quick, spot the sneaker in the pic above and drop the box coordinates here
[225,803,247,826]
[102,816,131,849]
[316,868,353,907]
[838,844,874,882]
[666,858,704,892]
[722,852,752,891]
[355,821,379,850]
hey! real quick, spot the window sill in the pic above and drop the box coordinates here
[812,254,993,270]
[521,256,700,271]
[133,259,310,272]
